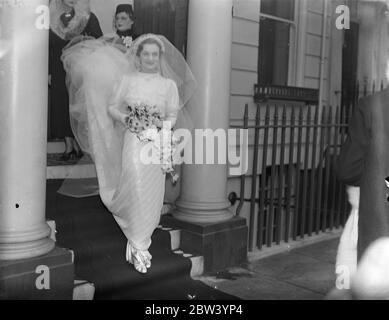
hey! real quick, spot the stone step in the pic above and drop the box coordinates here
[46,189,205,297]
[46,153,96,180]
[73,279,95,300]
[46,222,96,300]
[168,229,181,251]
[50,217,204,289]
[47,163,96,180]
[166,227,204,278]
[190,256,205,278]
[173,249,204,278]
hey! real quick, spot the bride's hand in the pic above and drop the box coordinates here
[122,115,130,127]
[153,118,163,128]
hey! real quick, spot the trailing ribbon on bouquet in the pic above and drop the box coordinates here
[125,104,180,183]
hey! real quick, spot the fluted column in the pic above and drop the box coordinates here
[174,0,234,223]
[0,0,55,260]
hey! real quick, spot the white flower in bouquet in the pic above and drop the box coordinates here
[138,127,159,142]
[126,103,162,134]
[125,103,180,182]
[122,36,133,48]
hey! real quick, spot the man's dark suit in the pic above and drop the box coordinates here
[337,88,389,259]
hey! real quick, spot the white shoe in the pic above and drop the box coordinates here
[126,241,131,262]
[126,241,147,274]
[139,250,152,269]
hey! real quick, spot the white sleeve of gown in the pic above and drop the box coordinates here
[108,76,129,125]
[165,79,180,127]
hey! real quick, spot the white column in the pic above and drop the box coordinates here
[174,0,234,223]
[357,1,382,84]
[0,0,55,260]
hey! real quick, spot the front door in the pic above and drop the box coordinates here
[341,21,359,120]
[134,0,189,56]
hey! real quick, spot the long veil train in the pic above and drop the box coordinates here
[57,33,197,273]
[57,34,196,200]
[58,36,135,201]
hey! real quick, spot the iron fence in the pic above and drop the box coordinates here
[341,79,385,125]
[231,103,348,251]
[229,83,382,251]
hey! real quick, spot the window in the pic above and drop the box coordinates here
[258,0,295,86]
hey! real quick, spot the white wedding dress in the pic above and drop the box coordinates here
[107,72,179,251]
[60,37,180,258]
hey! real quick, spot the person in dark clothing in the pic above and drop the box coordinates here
[102,4,139,50]
[49,0,102,160]
[337,87,389,260]
[114,4,139,40]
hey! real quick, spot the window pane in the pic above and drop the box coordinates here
[258,18,290,86]
[260,0,294,20]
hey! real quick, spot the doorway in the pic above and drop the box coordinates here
[341,21,359,121]
[48,0,189,140]
[134,0,189,56]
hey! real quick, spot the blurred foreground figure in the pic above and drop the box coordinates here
[0,40,10,59]
[336,85,389,259]
[351,237,389,299]
[328,237,389,300]
[335,186,359,278]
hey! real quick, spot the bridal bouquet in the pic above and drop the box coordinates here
[126,103,162,134]
[125,103,180,183]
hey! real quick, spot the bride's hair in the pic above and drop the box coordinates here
[136,38,163,57]
[132,34,166,57]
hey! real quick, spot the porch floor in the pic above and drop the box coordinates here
[196,238,340,300]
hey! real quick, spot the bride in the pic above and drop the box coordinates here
[60,33,196,273]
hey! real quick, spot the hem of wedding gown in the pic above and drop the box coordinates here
[126,238,152,253]
[126,240,152,272]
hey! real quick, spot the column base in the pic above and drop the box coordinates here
[0,238,55,261]
[163,215,248,273]
[0,223,56,260]
[0,246,74,300]
[174,199,234,223]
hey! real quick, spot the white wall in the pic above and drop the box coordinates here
[230,0,337,122]
[228,0,341,226]
[230,0,260,125]
[328,0,344,108]
[90,0,134,35]
[303,0,332,106]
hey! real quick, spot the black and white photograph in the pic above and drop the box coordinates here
[1,0,389,308]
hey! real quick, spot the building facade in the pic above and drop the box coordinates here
[1,0,389,299]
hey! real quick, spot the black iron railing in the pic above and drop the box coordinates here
[231,104,347,251]
[341,79,386,125]
[231,83,387,251]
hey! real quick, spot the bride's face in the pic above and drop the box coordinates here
[139,43,160,73]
